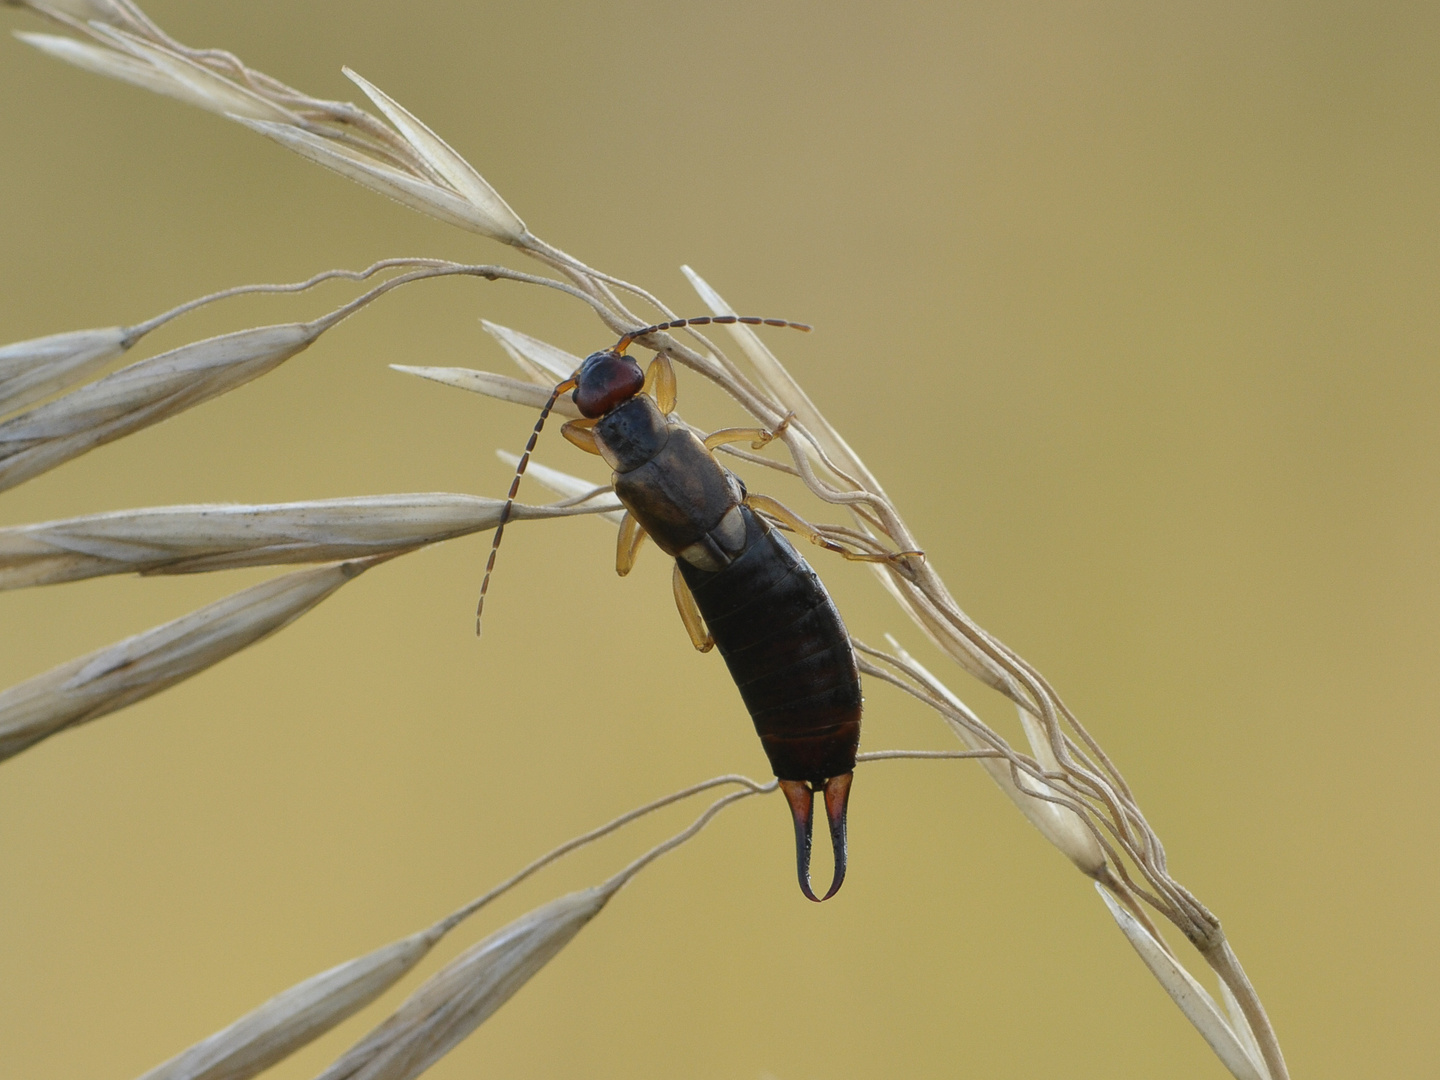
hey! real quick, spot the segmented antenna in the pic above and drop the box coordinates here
[476,376,578,635]
[614,315,811,354]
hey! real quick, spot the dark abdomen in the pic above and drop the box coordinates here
[678,507,861,782]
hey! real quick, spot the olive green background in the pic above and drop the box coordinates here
[2,2,1436,1078]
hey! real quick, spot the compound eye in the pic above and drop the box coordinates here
[574,351,645,418]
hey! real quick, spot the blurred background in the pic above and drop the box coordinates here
[1,2,1436,1077]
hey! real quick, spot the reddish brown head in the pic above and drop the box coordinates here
[573,350,644,419]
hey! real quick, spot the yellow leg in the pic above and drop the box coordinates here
[672,563,714,652]
[561,417,601,455]
[704,412,793,452]
[616,512,648,576]
[641,352,677,415]
[744,493,922,565]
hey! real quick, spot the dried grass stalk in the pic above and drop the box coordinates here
[0,558,376,761]
[1218,974,1272,1078]
[92,25,300,121]
[136,927,445,1080]
[0,493,617,589]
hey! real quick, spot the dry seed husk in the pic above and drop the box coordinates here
[137,928,444,1080]
[342,68,525,244]
[89,24,298,122]
[480,321,582,384]
[0,323,321,493]
[8,0,128,23]
[1096,885,1267,1080]
[0,493,609,590]
[952,704,1104,875]
[16,31,227,113]
[1010,702,1108,872]
[314,886,612,1080]
[0,326,128,417]
[0,559,370,761]
[389,367,583,418]
[232,117,515,241]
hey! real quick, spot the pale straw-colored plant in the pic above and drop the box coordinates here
[1,3,1290,1078]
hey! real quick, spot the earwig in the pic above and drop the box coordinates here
[482,315,912,901]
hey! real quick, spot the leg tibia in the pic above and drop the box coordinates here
[672,562,714,652]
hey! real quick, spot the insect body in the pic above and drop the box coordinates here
[484,316,902,901]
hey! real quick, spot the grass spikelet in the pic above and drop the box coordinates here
[0,323,323,493]
[1097,885,1270,1080]
[95,759,968,1080]
[7,0,129,26]
[125,774,768,1080]
[87,24,301,122]
[231,117,516,241]
[0,558,376,761]
[341,68,526,244]
[14,31,181,101]
[312,784,757,1080]
[479,321,583,384]
[12,0,529,243]
[135,928,446,1080]
[389,366,584,418]
[0,259,467,422]
[0,493,616,589]
[0,326,128,416]
[313,887,611,1080]
[0,264,570,494]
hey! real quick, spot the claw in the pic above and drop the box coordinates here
[778,772,852,902]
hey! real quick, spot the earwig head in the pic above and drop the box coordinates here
[573,349,645,418]
[573,315,809,419]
